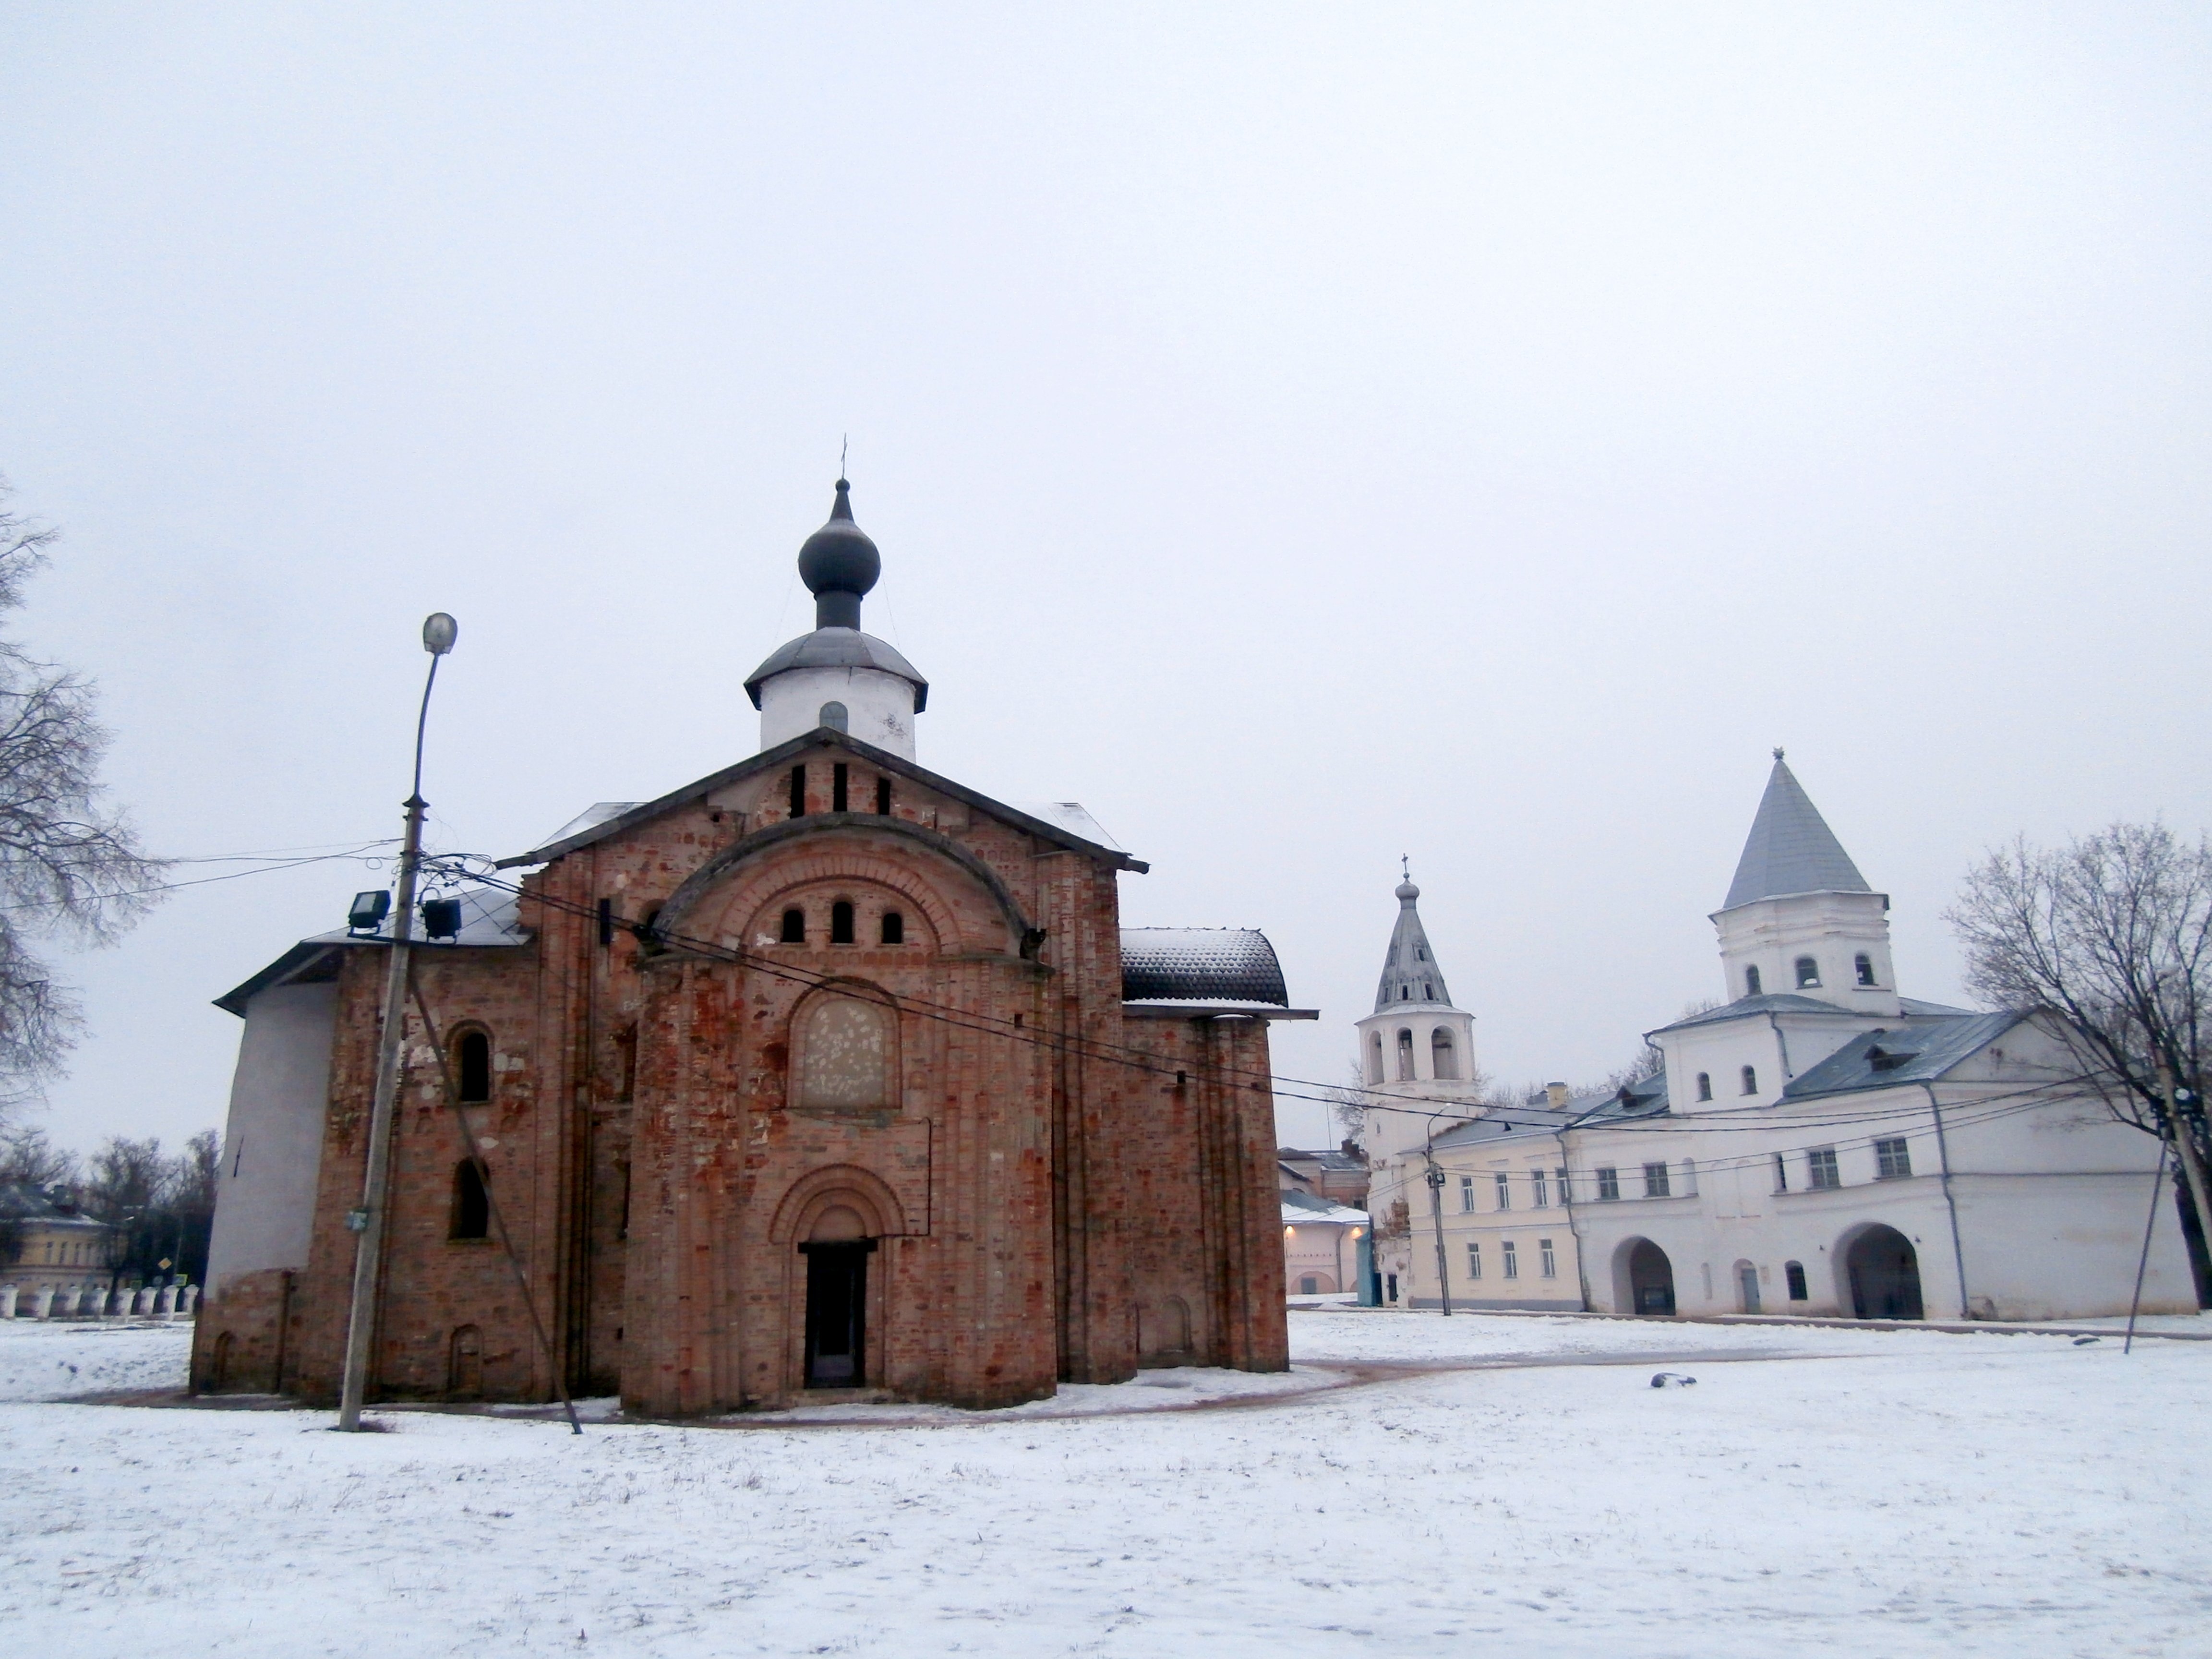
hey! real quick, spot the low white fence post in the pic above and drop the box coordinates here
[0,1285,16,1318]
[33,1286,54,1320]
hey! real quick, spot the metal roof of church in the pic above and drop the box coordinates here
[742,627,929,711]
[1782,1011,2024,1099]
[1721,753,1872,911]
[1119,928,1288,1005]
[1373,877,1453,1012]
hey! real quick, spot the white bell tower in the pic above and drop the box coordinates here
[1355,871,1485,1164]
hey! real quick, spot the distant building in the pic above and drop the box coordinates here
[1280,1192,1369,1297]
[0,1183,112,1301]
[1356,875,1488,1306]
[1276,1145,1368,1209]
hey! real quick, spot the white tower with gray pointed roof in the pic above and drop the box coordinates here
[1712,751,1901,1019]
[1354,872,1485,1163]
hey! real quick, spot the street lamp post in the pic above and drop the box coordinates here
[337,613,457,1431]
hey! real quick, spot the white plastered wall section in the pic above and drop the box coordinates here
[1713,890,1900,1016]
[204,981,338,1296]
[758,665,916,757]
[1400,1129,1585,1311]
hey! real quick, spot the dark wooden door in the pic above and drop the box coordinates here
[804,1244,868,1387]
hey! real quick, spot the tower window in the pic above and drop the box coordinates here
[455,1030,491,1104]
[1695,1071,1712,1102]
[449,1160,490,1240]
[1399,987,1409,1001]
[1855,953,1876,987]
[880,911,904,945]
[819,701,849,734]
[1423,983,1433,999]
[1431,1028,1458,1081]
[831,901,856,944]
[875,776,892,815]
[1740,1064,1759,1095]
[1366,1033,1383,1085]
[781,908,806,944]
[788,765,806,817]
[1416,946,1426,961]
[1395,1029,1414,1081]
[1745,965,1763,997]
[832,762,849,812]
[1795,956,1820,988]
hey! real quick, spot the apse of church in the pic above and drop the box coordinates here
[194,481,1308,1414]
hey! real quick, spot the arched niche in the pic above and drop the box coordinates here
[788,983,901,1115]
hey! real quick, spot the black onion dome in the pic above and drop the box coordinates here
[797,479,880,601]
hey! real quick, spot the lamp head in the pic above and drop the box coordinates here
[422,613,459,656]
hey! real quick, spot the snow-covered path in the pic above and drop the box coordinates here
[3,1311,2207,1656]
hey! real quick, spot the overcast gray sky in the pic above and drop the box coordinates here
[2,5,2208,1156]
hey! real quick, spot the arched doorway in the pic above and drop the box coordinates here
[1844,1225,1923,1320]
[1734,1259,1761,1314]
[800,1204,876,1387]
[1620,1238,1675,1315]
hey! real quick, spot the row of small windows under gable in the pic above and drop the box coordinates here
[1694,1065,1760,1102]
[1743,954,1880,998]
[1465,1238,1558,1280]
[1457,1167,1571,1210]
[787,761,896,818]
[1367,1027,1459,1083]
[780,902,906,946]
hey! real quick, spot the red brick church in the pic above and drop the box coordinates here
[194,481,1304,1414]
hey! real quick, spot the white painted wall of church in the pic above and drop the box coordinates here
[758,663,916,757]
[204,981,337,1296]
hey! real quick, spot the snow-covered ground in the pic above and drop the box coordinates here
[3,1311,2208,1656]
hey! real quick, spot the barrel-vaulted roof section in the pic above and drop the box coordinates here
[1120,928,1289,1006]
[496,728,1146,873]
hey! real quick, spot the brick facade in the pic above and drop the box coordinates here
[194,730,1288,1414]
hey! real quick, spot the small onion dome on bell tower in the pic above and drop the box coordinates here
[798,479,880,630]
[745,478,929,759]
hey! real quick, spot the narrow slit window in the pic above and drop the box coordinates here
[781,908,806,944]
[875,776,892,815]
[880,911,904,945]
[1745,965,1763,996]
[1696,1071,1712,1102]
[789,765,806,817]
[456,1031,492,1104]
[831,900,856,945]
[450,1159,490,1240]
[832,762,849,812]
[1772,1151,1789,1192]
[1740,1064,1759,1095]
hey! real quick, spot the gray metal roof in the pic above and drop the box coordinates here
[1647,992,1867,1036]
[1783,1012,2023,1099]
[1566,1069,1674,1127]
[1721,756,1871,911]
[213,886,531,1017]
[1120,928,1288,1005]
[1373,880,1454,1013]
[1427,1104,1576,1148]
[743,627,929,711]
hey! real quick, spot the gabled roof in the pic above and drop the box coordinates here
[496,727,1147,874]
[1428,1103,1577,1148]
[1721,755,1872,911]
[213,886,530,1017]
[1783,1012,2023,1099]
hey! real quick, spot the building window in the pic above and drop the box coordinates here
[1642,1161,1671,1198]
[1740,1064,1758,1095]
[1875,1138,1913,1180]
[788,764,806,817]
[1808,1146,1841,1190]
[1416,945,1426,961]
[1502,1240,1519,1279]
[1795,956,1820,988]
[1695,1071,1712,1102]
[1366,1033,1383,1085]
[1531,1169,1549,1208]
[781,907,805,944]
[830,900,856,945]
[1785,1261,1809,1300]
[1431,1028,1458,1080]
[449,1159,490,1240]
[1466,1242,1482,1279]
[1597,1166,1620,1201]
[879,911,904,945]
[1745,965,1763,996]
[1556,1166,1569,1204]
[1424,983,1434,999]
[819,701,849,733]
[1772,1152,1788,1192]
[1493,1171,1512,1209]
[832,761,850,811]
[875,776,892,815]
[1539,1238,1557,1277]
[1395,1029,1414,1081]
[1459,1176,1475,1213]
[1855,953,1877,986]
[455,1030,491,1104]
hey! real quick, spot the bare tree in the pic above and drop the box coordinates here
[0,480,169,1120]
[1948,824,2212,1281]
[0,1122,82,1187]
[1326,1061,1368,1146]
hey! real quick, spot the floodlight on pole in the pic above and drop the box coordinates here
[337,613,458,1432]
